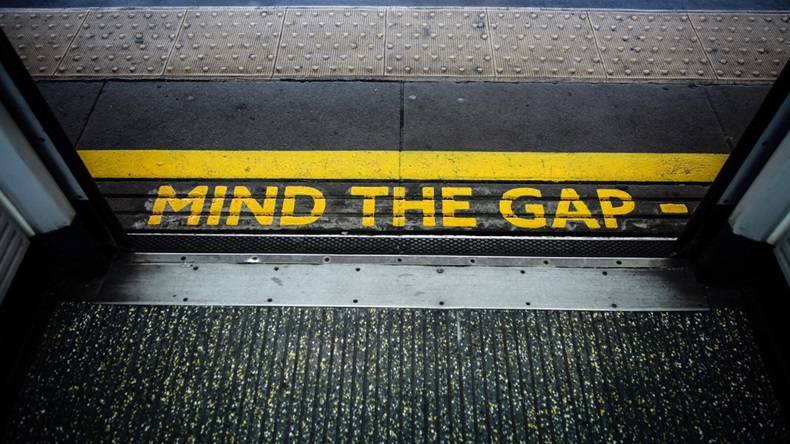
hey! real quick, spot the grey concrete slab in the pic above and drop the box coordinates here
[78,81,400,151]
[36,81,103,146]
[704,85,771,150]
[403,83,729,153]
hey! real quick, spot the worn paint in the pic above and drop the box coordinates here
[145,184,662,231]
[400,152,728,182]
[79,150,727,183]
[79,150,400,180]
[660,203,690,214]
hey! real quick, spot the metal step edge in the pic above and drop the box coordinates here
[85,254,713,310]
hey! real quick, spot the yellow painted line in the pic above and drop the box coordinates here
[402,152,728,182]
[78,150,400,180]
[78,150,727,182]
[660,203,690,214]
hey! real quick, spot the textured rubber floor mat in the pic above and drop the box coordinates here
[4,303,788,441]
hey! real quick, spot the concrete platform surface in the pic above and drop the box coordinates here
[36,80,769,238]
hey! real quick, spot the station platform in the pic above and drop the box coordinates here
[3,6,786,252]
[2,4,790,442]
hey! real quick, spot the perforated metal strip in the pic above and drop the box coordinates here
[127,233,677,257]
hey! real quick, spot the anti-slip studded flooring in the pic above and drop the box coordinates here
[4,303,788,442]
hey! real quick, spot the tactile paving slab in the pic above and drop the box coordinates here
[487,10,605,80]
[274,9,386,78]
[4,7,790,83]
[590,12,714,80]
[57,10,185,77]
[0,10,86,76]
[385,9,494,79]
[691,13,790,81]
[165,9,284,78]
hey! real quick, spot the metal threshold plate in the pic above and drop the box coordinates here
[92,255,710,310]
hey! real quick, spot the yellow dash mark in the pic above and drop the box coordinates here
[78,150,727,182]
[660,203,690,214]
